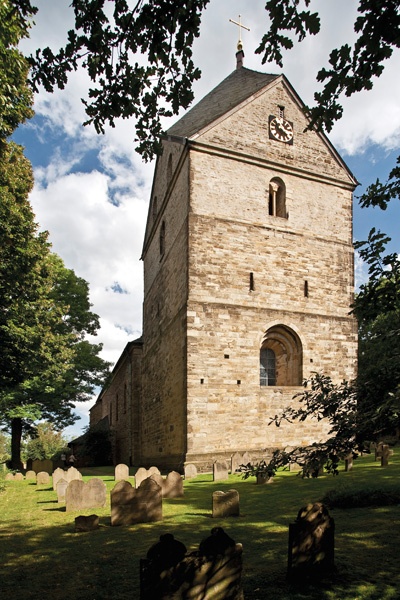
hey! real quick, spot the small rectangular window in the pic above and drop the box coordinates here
[250,272,254,291]
[304,280,309,297]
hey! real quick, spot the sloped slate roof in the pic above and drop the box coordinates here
[167,67,279,139]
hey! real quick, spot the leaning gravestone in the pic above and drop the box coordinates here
[65,478,107,512]
[213,461,229,481]
[115,463,130,482]
[37,471,51,485]
[212,490,240,518]
[344,454,353,471]
[184,463,197,479]
[111,478,162,526]
[288,502,335,580]
[57,478,69,503]
[381,444,393,467]
[25,470,36,481]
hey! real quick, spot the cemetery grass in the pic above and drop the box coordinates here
[1,455,400,599]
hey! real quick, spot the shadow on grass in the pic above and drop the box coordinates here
[2,453,400,600]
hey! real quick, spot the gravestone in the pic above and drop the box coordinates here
[213,461,229,481]
[65,466,82,483]
[36,471,51,485]
[135,467,149,488]
[14,472,24,481]
[230,452,242,474]
[149,472,164,491]
[65,478,107,512]
[5,473,14,481]
[344,454,353,471]
[288,502,335,580]
[212,489,240,518]
[75,514,99,532]
[148,466,161,476]
[53,467,67,490]
[375,442,384,461]
[184,463,198,479]
[241,452,251,465]
[381,444,393,467]
[115,463,130,482]
[140,528,244,600]
[57,478,69,503]
[25,470,36,481]
[32,459,53,474]
[163,471,184,498]
[111,478,162,526]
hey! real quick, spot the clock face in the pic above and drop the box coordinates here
[269,115,294,144]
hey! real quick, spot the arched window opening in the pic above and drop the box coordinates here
[260,348,276,386]
[260,325,302,386]
[268,178,287,218]
[160,220,166,257]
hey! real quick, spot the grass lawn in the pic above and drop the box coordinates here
[1,453,400,599]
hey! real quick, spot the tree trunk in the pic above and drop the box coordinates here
[10,417,24,471]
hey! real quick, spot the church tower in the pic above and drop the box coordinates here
[139,56,358,471]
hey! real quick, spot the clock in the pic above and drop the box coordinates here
[269,115,294,144]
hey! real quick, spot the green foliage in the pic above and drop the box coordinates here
[321,483,400,509]
[0,431,11,463]
[25,0,211,161]
[0,0,35,138]
[24,422,67,460]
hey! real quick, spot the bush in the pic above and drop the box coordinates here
[322,484,400,509]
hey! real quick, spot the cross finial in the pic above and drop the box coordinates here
[229,14,250,51]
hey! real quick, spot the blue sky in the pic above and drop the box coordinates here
[14,1,400,439]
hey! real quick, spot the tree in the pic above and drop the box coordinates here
[8,0,397,167]
[0,0,111,469]
[24,421,67,461]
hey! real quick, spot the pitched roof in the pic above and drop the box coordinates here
[167,67,279,139]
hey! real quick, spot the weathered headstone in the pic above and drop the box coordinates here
[212,489,240,518]
[140,528,244,600]
[25,470,36,481]
[381,444,393,467]
[32,459,53,474]
[14,472,24,481]
[65,466,82,483]
[375,442,384,461]
[148,466,161,476]
[75,514,99,532]
[111,478,162,526]
[57,478,69,503]
[65,478,107,512]
[115,463,130,482]
[288,502,335,580]
[5,473,14,481]
[344,454,353,471]
[230,452,242,474]
[213,460,229,481]
[53,467,67,490]
[164,471,184,498]
[256,472,273,485]
[241,452,251,465]
[37,471,51,485]
[135,467,149,488]
[184,463,198,479]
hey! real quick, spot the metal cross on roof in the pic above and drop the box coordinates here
[229,14,250,51]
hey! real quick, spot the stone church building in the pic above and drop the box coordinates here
[90,50,358,471]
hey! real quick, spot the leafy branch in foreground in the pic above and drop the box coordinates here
[241,373,359,478]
